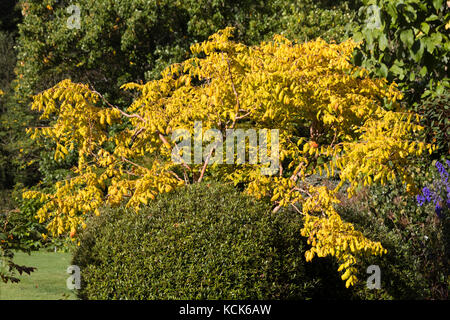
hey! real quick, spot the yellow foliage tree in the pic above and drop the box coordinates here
[23,28,434,287]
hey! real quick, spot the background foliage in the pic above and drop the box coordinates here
[353,0,449,98]
[353,0,449,156]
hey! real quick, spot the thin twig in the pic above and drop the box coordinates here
[198,140,221,183]
[121,156,148,171]
[130,127,145,146]
[90,88,146,123]
[290,203,302,214]
[272,162,305,213]
[222,53,241,129]
[168,170,183,182]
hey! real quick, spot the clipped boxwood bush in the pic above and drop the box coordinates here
[72,181,349,300]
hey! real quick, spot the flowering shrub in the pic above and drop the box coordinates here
[337,177,449,299]
[416,160,450,218]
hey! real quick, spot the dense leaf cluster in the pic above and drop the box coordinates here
[72,182,349,299]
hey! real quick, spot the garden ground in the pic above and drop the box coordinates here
[0,250,76,300]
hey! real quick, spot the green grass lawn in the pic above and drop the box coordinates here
[0,250,77,300]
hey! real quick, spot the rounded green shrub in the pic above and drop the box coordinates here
[72,181,348,300]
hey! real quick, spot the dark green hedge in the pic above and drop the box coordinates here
[72,181,348,300]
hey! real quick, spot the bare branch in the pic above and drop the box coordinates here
[90,87,146,123]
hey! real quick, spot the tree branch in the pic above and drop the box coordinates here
[90,88,146,123]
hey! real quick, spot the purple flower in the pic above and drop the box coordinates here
[417,194,425,206]
[436,161,445,174]
[436,161,448,182]
[416,160,449,219]
[422,187,432,201]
